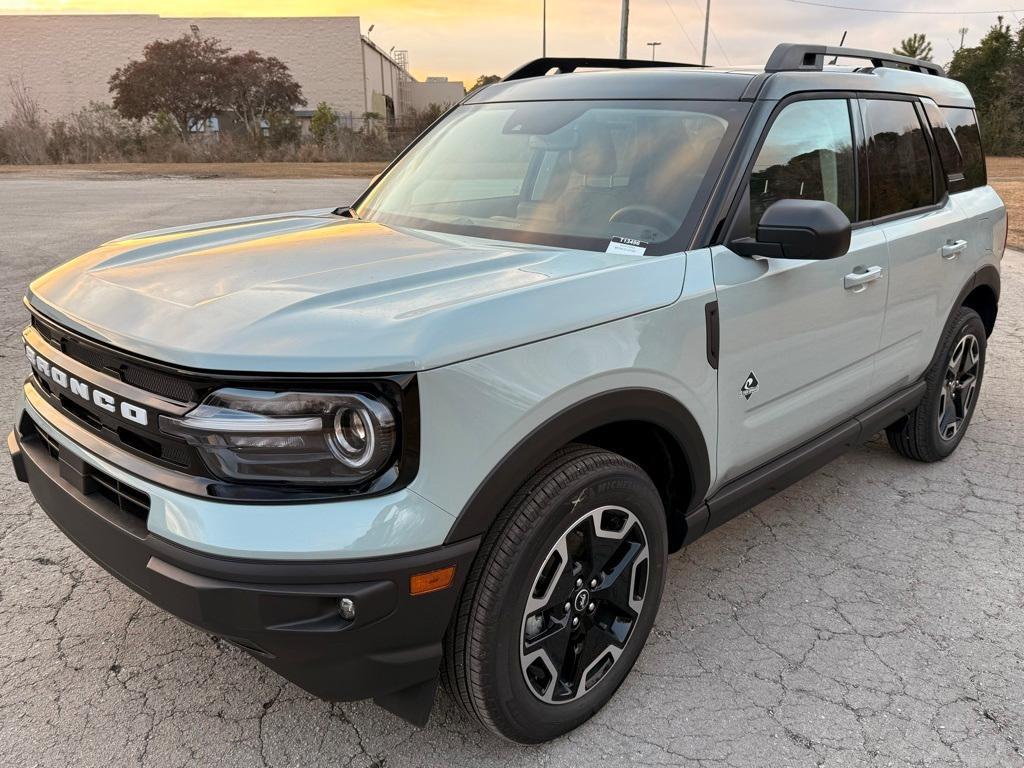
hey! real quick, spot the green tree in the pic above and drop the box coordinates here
[310,102,339,146]
[222,50,305,142]
[109,34,229,140]
[947,17,1023,153]
[893,33,933,61]
[470,74,501,93]
[267,111,300,148]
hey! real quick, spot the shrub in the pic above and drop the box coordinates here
[0,76,48,164]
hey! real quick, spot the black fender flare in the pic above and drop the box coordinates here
[958,263,1001,306]
[949,263,1000,335]
[443,388,711,544]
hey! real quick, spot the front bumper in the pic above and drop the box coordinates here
[8,422,479,725]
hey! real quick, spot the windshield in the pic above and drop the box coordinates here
[355,100,747,253]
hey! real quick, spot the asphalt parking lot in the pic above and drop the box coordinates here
[1,173,1022,767]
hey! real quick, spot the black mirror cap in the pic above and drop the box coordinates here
[731,199,852,260]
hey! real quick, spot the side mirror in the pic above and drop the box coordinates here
[730,199,851,260]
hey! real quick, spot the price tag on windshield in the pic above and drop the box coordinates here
[606,236,648,256]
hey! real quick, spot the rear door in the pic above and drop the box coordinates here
[858,96,971,395]
[712,96,890,485]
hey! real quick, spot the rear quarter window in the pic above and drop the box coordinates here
[942,107,987,190]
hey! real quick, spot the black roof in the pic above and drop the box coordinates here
[467,69,757,104]
[466,44,974,109]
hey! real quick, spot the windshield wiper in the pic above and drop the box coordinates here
[332,206,360,219]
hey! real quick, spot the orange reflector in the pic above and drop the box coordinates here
[410,565,456,595]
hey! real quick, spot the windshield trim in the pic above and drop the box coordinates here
[352,99,751,256]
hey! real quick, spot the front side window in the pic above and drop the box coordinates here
[862,99,935,218]
[355,100,747,252]
[749,99,856,226]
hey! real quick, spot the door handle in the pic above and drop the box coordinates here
[844,265,884,292]
[942,239,967,260]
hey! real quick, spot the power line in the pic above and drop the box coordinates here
[687,0,733,64]
[661,0,701,57]
[785,0,1024,14]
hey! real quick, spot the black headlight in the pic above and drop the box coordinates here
[160,388,397,486]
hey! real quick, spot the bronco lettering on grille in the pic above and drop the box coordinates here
[25,344,149,426]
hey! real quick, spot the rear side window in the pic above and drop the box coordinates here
[749,99,856,226]
[943,107,986,189]
[862,99,935,219]
[923,101,964,185]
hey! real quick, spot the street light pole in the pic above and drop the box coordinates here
[647,41,662,60]
[542,0,547,56]
[700,0,711,66]
[619,0,629,59]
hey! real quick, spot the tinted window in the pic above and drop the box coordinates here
[943,107,987,189]
[749,99,856,226]
[862,99,934,218]
[923,101,964,185]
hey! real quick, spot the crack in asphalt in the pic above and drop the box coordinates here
[1,177,1022,767]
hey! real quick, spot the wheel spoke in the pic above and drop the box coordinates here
[565,624,623,698]
[939,385,958,439]
[594,543,644,615]
[949,337,966,377]
[525,537,570,615]
[524,617,573,674]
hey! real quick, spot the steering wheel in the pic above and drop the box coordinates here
[608,205,679,239]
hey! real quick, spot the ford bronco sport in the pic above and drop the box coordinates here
[8,43,1005,743]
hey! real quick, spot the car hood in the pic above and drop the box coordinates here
[27,210,686,373]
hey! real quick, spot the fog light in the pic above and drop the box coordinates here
[339,597,356,620]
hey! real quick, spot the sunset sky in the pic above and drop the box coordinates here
[0,0,1012,86]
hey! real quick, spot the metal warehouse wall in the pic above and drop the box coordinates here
[0,15,371,123]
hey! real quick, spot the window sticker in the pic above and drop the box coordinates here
[606,236,648,256]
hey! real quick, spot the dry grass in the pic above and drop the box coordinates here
[987,157,1024,249]
[0,161,388,179]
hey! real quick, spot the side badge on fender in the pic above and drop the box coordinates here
[741,372,759,400]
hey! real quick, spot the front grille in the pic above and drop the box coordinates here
[31,313,197,403]
[27,417,151,521]
[90,470,151,521]
[122,366,194,403]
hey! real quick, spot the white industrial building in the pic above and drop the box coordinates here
[0,15,466,125]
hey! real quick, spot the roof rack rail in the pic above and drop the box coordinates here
[503,57,702,82]
[765,43,945,77]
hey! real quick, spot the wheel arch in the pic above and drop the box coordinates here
[443,388,711,553]
[959,265,1000,336]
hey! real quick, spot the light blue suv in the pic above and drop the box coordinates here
[8,44,1005,743]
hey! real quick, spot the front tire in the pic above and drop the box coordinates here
[886,306,987,462]
[442,444,667,743]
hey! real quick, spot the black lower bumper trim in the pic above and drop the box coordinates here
[9,422,479,725]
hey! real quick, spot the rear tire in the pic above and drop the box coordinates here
[886,307,986,462]
[442,444,667,743]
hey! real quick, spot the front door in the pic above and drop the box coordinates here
[713,97,889,486]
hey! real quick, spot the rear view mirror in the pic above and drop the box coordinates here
[730,199,851,260]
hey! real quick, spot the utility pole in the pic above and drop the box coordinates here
[958,26,968,50]
[647,41,662,60]
[619,0,629,59]
[700,0,711,66]
[542,0,547,56]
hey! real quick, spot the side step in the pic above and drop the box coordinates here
[695,380,926,537]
